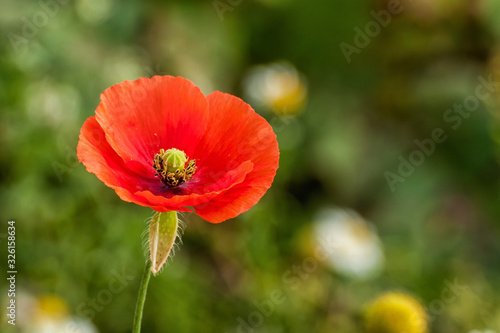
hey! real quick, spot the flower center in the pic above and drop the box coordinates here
[153,148,196,187]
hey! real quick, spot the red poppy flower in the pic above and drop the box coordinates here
[77,76,279,223]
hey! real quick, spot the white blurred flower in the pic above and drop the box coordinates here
[468,330,497,333]
[243,61,307,115]
[16,293,98,333]
[29,318,97,333]
[25,80,81,128]
[313,208,384,279]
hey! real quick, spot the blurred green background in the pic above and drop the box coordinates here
[2,0,500,332]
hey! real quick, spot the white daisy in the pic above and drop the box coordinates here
[313,208,384,279]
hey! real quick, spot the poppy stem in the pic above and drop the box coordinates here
[132,260,152,333]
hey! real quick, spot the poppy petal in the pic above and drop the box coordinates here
[77,117,185,212]
[95,76,210,177]
[193,92,279,223]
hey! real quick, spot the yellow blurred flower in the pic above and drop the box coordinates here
[35,295,69,322]
[364,292,428,333]
[243,61,307,115]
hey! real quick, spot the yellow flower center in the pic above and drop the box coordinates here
[153,148,196,187]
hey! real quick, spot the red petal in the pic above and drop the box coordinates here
[95,76,210,178]
[193,92,279,223]
[77,117,185,212]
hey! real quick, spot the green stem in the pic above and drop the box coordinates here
[132,260,152,333]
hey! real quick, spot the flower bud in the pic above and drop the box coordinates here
[148,211,179,274]
[162,148,187,173]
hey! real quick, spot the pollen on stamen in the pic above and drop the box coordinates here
[153,148,196,187]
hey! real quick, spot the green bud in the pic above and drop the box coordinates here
[161,148,187,173]
[148,211,179,274]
